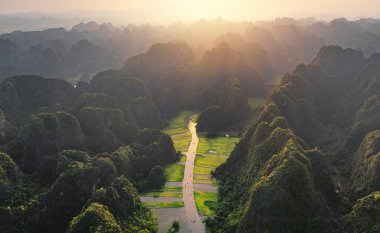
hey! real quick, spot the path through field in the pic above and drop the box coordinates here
[182,119,205,233]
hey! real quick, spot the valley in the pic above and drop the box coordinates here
[140,111,240,232]
[0,7,380,232]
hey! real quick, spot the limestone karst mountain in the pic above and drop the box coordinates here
[209,46,380,233]
[1,16,380,233]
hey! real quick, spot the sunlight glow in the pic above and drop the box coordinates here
[1,0,380,23]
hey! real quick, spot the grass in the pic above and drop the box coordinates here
[171,133,192,152]
[163,111,196,152]
[164,163,185,182]
[161,186,182,191]
[143,201,184,209]
[194,191,218,216]
[194,135,239,187]
[141,186,182,194]
[195,154,228,167]
[194,174,212,180]
[180,155,186,163]
[191,114,198,123]
[194,166,214,175]
[140,191,182,198]
[167,220,180,233]
[140,112,196,212]
[248,97,265,110]
[194,179,216,185]
[197,135,239,155]
[194,136,238,182]
[164,111,193,135]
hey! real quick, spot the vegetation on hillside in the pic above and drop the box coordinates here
[208,46,380,233]
[1,22,380,233]
[0,68,181,232]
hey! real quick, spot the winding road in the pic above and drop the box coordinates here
[182,119,205,233]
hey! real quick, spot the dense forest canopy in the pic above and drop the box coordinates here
[0,70,179,232]
[0,15,379,233]
[209,46,380,233]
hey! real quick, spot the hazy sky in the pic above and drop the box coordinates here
[1,0,380,23]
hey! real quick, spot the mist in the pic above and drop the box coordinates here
[1,0,380,24]
[1,1,380,233]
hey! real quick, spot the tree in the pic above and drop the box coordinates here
[147,165,165,189]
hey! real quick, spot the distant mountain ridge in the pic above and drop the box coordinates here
[1,18,380,84]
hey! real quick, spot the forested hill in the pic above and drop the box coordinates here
[0,41,267,233]
[209,45,380,233]
[3,18,380,84]
[0,72,180,232]
[121,42,265,133]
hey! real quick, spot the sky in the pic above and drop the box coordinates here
[1,0,380,24]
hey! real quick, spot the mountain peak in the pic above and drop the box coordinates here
[312,45,365,78]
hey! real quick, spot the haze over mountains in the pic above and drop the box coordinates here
[2,17,380,83]
[0,11,379,233]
